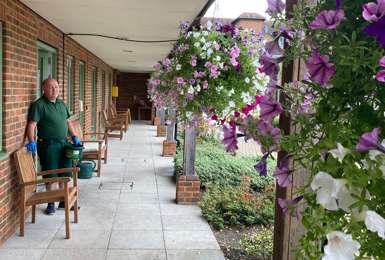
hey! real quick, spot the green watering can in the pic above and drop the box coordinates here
[77,160,96,179]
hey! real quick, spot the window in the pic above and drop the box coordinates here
[66,56,74,112]
[37,41,57,97]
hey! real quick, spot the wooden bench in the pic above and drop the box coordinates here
[71,119,108,177]
[110,105,131,128]
[14,147,79,239]
[102,109,125,140]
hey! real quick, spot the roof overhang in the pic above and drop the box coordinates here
[21,0,212,72]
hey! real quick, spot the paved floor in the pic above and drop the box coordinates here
[0,121,224,260]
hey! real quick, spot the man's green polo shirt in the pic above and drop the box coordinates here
[28,96,70,139]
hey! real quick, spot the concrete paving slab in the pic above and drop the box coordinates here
[109,230,164,249]
[106,249,166,260]
[42,249,106,260]
[0,249,46,260]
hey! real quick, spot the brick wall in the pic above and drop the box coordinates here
[0,0,113,245]
[116,72,151,120]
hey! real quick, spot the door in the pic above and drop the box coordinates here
[79,61,85,127]
[91,66,97,132]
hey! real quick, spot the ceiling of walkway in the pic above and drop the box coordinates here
[21,0,210,72]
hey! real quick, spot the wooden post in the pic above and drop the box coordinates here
[273,1,307,259]
[183,126,196,176]
[166,109,176,141]
[163,109,177,156]
[176,124,200,204]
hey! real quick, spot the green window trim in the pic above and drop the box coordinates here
[0,21,3,152]
[66,56,74,113]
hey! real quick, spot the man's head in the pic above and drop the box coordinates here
[42,78,60,102]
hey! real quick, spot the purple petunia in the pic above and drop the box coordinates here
[363,16,385,48]
[222,125,238,153]
[273,157,291,187]
[278,196,303,220]
[259,98,284,121]
[356,128,385,153]
[260,54,280,80]
[257,120,281,145]
[266,0,285,17]
[362,0,385,23]
[265,39,284,57]
[309,10,345,30]
[254,153,269,176]
[306,49,335,86]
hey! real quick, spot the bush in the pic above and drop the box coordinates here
[240,226,274,259]
[174,139,275,191]
[199,178,275,230]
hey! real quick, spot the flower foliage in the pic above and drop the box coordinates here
[147,21,269,125]
[259,0,385,258]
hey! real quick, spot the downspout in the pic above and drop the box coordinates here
[62,32,65,100]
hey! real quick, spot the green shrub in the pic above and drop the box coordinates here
[240,226,274,259]
[199,178,275,230]
[174,139,275,191]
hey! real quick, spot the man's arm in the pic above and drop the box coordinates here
[26,121,37,142]
[67,119,77,137]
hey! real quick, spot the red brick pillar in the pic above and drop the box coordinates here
[176,175,201,204]
[162,140,176,157]
[157,125,167,137]
[154,116,161,126]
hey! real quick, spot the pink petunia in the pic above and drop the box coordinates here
[362,0,385,23]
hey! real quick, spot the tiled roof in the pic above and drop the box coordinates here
[236,12,265,20]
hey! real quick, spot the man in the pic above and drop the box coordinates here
[25,78,82,215]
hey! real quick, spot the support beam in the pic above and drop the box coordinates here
[183,126,196,176]
[163,109,177,156]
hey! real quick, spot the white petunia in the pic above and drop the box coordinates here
[187,86,194,94]
[244,77,250,84]
[311,172,355,212]
[228,101,235,108]
[176,64,182,71]
[202,30,209,36]
[311,171,339,211]
[241,92,252,104]
[329,143,350,163]
[215,56,221,62]
[334,179,355,212]
[195,84,201,92]
[194,42,200,48]
[200,37,206,43]
[216,85,223,93]
[322,231,360,260]
[365,210,385,239]
[193,32,200,38]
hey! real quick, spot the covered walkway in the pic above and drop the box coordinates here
[0,121,224,260]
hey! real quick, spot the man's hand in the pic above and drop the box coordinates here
[25,141,37,155]
[72,136,82,146]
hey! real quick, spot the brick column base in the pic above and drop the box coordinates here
[162,140,176,157]
[157,125,167,137]
[154,116,161,126]
[176,175,201,204]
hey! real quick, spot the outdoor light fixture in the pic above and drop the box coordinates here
[112,85,119,97]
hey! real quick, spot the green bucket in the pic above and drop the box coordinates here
[77,160,96,179]
[64,144,84,160]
